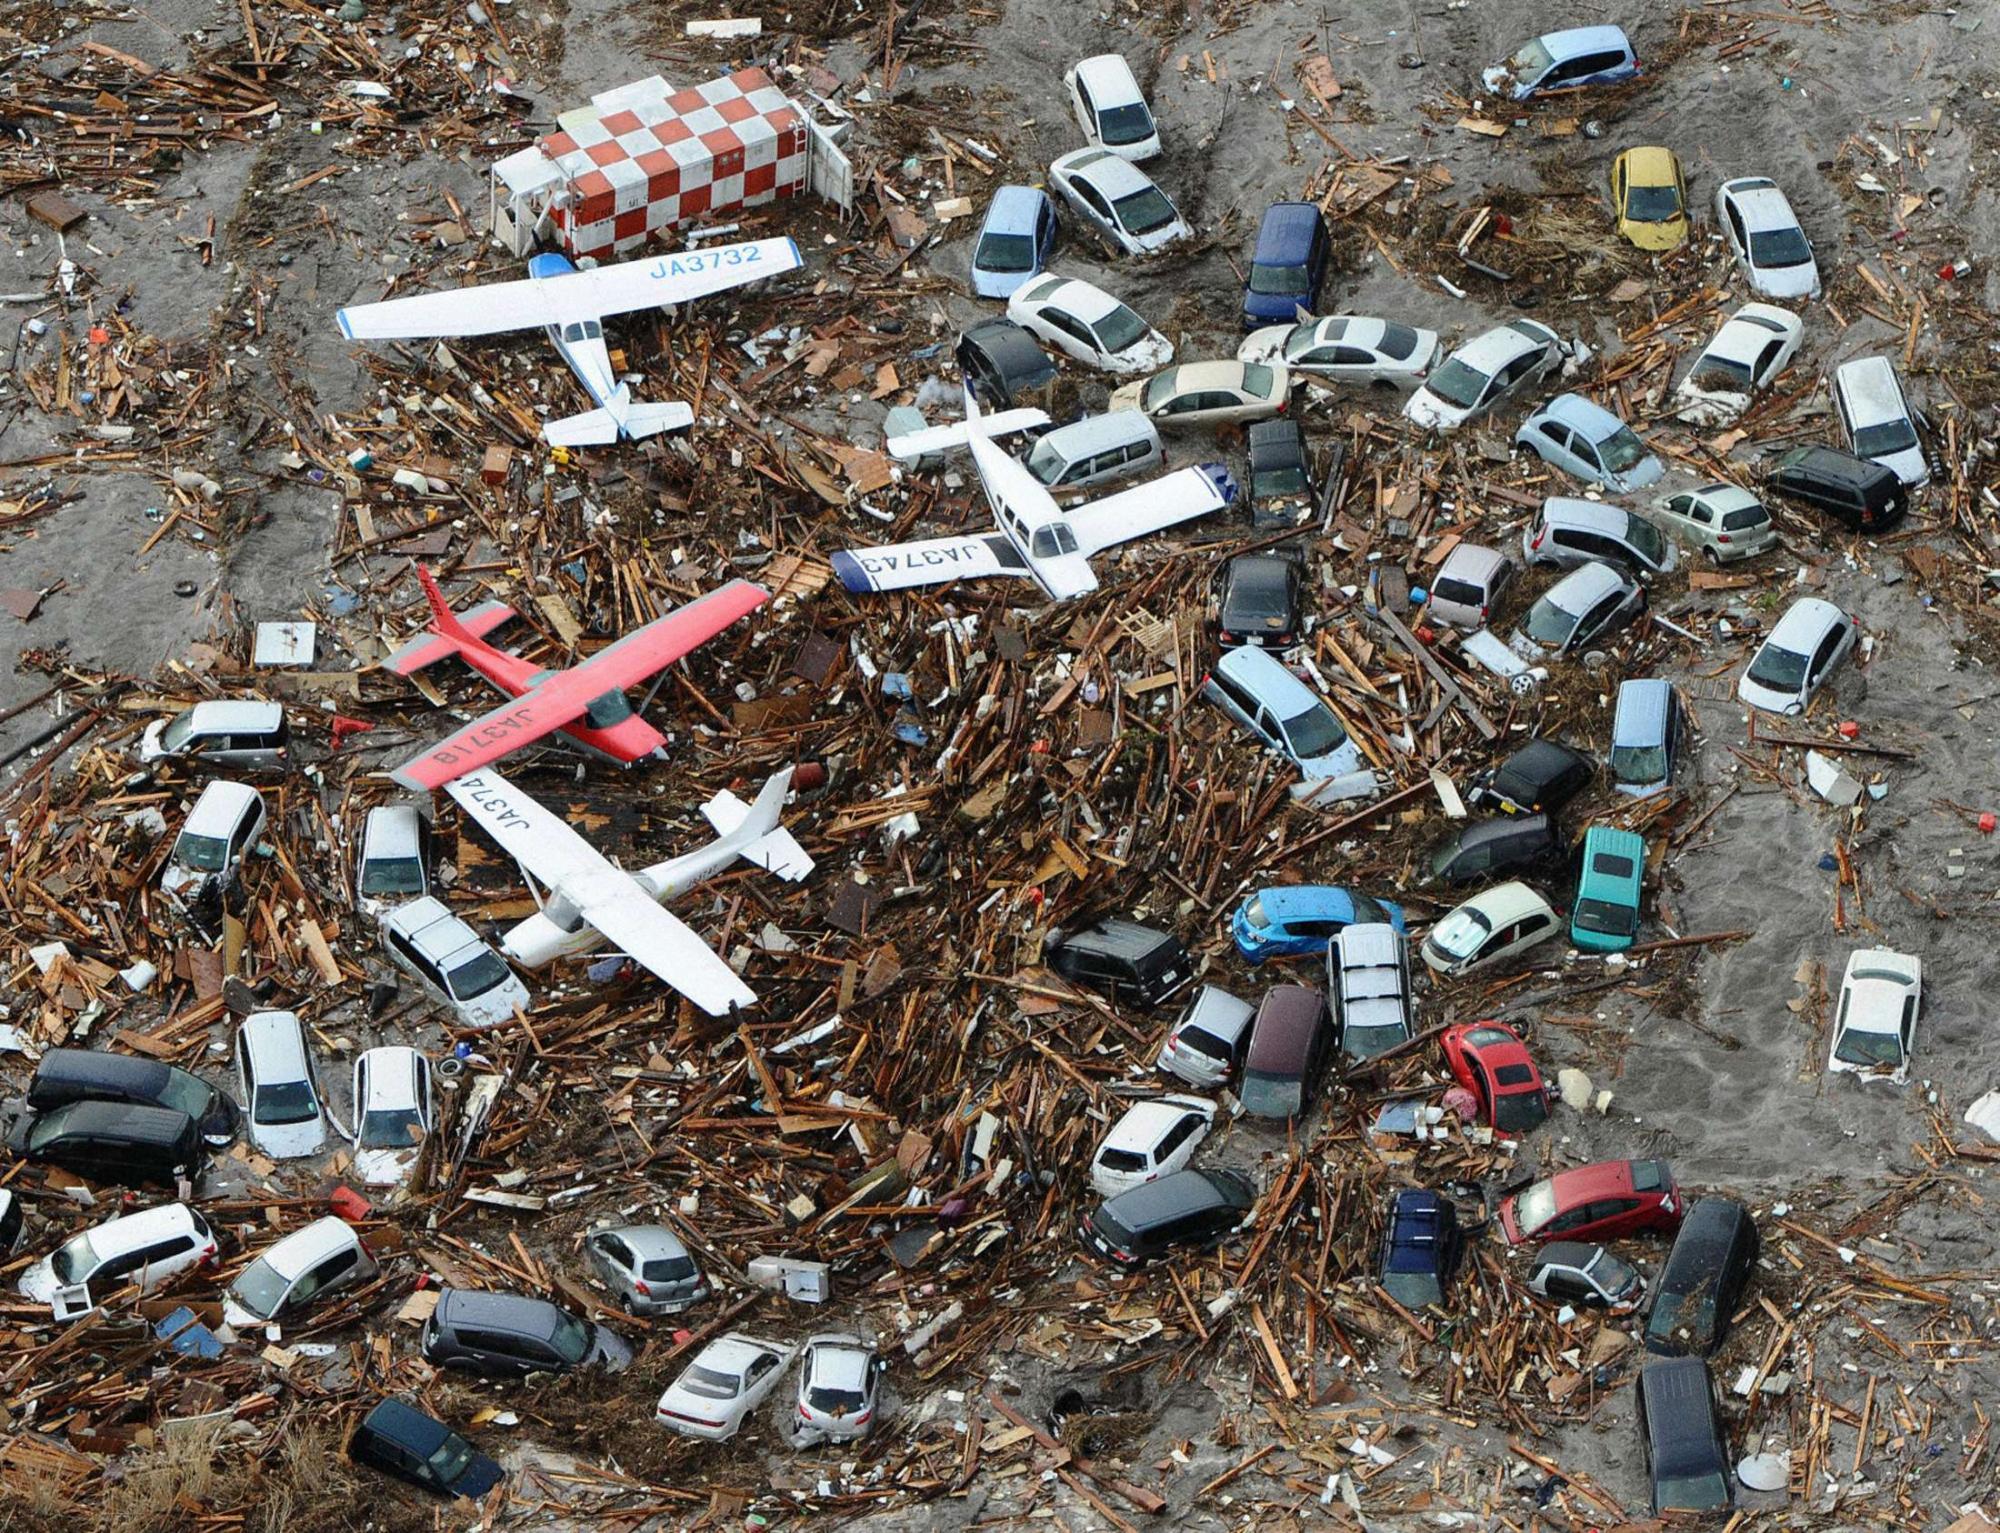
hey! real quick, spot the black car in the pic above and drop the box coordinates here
[423,1288,636,1378]
[1044,919,1192,1009]
[956,318,1058,408]
[1425,813,1562,886]
[350,1398,504,1500]
[1213,553,1304,650]
[1636,1357,1731,1515]
[5,1100,203,1188]
[1465,738,1593,817]
[1644,1197,1759,1357]
[27,1047,238,1145]
[1766,444,1907,533]
[1079,1167,1255,1265]
[1378,1189,1464,1309]
[1245,418,1316,529]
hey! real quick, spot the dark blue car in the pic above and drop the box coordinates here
[350,1398,504,1500]
[1241,202,1330,328]
[1231,885,1407,962]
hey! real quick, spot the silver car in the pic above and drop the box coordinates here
[1654,484,1776,562]
[379,896,530,1028]
[585,1224,709,1315]
[1047,147,1190,256]
[139,700,289,772]
[795,1333,886,1445]
[1511,562,1646,656]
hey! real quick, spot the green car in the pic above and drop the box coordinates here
[1570,826,1645,953]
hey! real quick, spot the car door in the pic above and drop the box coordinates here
[1807,625,1844,687]
[1533,421,1574,469]
[1723,197,1748,262]
[1542,1268,1589,1304]
[1037,200,1059,262]
[1611,157,1627,214]
[1204,669,1256,730]
[1155,1113,1203,1176]
[590,1232,636,1286]
[1041,309,1092,364]
[744,1351,782,1407]
[1074,76,1097,136]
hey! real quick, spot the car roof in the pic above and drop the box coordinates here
[1684,482,1764,515]
[1535,394,1627,440]
[1033,410,1155,458]
[1546,560,1629,612]
[385,896,488,966]
[1581,826,1647,888]
[1252,201,1322,258]
[1538,24,1632,58]
[1619,145,1678,183]
[1832,355,1907,425]
[1103,1097,1205,1152]
[1055,146,1152,195]
[1840,949,1918,1031]
[363,803,425,858]
[182,699,283,733]
[1254,885,1358,924]
[1707,305,1799,363]
[1463,880,1554,926]
[364,1398,450,1455]
[1534,1240,1604,1271]
[35,1047,171,1091]
[262,1215,361,1277]
[1614,677,1672,731]
[1248,985,1325,1056]
[983,183,1048,233]
[85,1202,202,1253]
[1640,1358,1722,1470]
[1454,813,1551,852]
[1437,542,1508,582]
[1101,1167,1246,1225]
[697,1333,784,1372]
[1766,596,1846,650]
[602,1224,692,1262]
[1176,985,1255,1040]
[440,1287,566,1337]
[1724,178,1801,233]
[38,1099,193,1143]
[1215,645,1318,711]
[1498,737,1587,787]
[960,318,1055,375]
[1074,53,1143,100]
[1171,359,1259,392]
[358,1046,423,1109]
[1384,1189,1455,1272]
[1541,496,1631,534]
[1023,274,1122,323]
[1060,918,1175,958]
[806,1334,874,1389]
[241,1010,309,1075]
[1663,1197,1752,1264]
[185,779,262,836]
[1454,323,1548,374]
[1335,921,1403,968]
[1246,416,1303,450]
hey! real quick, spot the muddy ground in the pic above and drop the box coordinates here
[3,0,1999,1528]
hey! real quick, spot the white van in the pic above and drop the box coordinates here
[1024,411,1164,494]
[161,781,266,900]
[1831,356,1927,488]
[19,1203,218,1321]
[355,803,433,919]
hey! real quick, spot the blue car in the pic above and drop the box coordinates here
[1241,202,1330,329]
[1232,885,1407,963]
[971,185,1058,300]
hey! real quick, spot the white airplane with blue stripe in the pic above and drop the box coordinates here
[832,386,1236,602]
[336,236,802,447]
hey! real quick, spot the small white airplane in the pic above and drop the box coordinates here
[830,388,1236,601]
[336,237,803,447]
[444,763,816,1015]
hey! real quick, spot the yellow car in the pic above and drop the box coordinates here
[1611,147,1688,252]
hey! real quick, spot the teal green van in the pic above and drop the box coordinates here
[1571,826,1646,953]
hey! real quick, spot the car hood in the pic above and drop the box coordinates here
[1750,261,1820,300]
[1237,327,1291,367]
[1623,214,1687,252]
[456,978,529,1029]
[1607,454,1666,492]
[1128,217,1191,254]
[17,1259,59,1305]
[251,1117,326,1160]
[590,1324,637,1372]
[1295,739,1364,782]
[1736,674,1803,716]
[137,720,168,762]
[1106,333,1175,376]
[446,1450,505,1500]
[1872,444,1929,488]
[1108,380,1146,414]
[971,268,1035,300]
[1673,379,1750,427]
[353,1147,419,1187]
[1403,387,1468,431]
[1480,64,1522,97]
[221,1292,267,1331]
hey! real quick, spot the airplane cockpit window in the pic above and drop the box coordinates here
[584,690,634,729]
[562,322,586,342]
[545,893,590,935]
[1030,525,1078,559]
[582,320,603,339]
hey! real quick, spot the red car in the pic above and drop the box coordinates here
[1498,1159,1682,1246]
[1440,1021,1550,1134]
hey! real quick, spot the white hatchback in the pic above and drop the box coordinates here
[1830,948,1920,1085]
[1737,597,1857,715]
[1673,303,1802,425]
[1089,1094,1218,1197]
[237,1009,327,1160]
[1716,176,1820,300]
[1065,54,1160,161]
[20,1203,217,1320]
[1421,882,1561,978]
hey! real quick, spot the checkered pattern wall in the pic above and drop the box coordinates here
[539,69,808,260]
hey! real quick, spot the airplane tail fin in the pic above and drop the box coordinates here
[700,767,815,882]
[386,569,517,675]
[543,404,623,448]
[620,400,695,440]
[543,384,693,447]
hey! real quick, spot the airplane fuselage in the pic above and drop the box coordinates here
[444,633,668,767]
[964,424,1100,600]
[528,251,635,437]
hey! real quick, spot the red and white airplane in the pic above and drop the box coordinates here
[384,566,767,791]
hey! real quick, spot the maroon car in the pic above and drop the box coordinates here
[1440,1021,1549,1134]
[1498,1158,1682,1245]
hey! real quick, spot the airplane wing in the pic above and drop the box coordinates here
[389,580,770,790]
[446,771,754,1014]
[829,533,1032,595]
[1065,462,1237,559]
[337,237,803,341]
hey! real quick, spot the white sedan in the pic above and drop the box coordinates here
[1048,148,1190,256]
[1830,948,1920,1084]
[1110,360,1291,429]
[1716,176,1820,300]
[655,1333,795,1440]
[1006,273,1171,375]
[1673,303,1803,426]
[1239,315,1441,389]
[1089,1094,1217,1197]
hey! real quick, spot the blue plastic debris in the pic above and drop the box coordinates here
[1409,585,1429,606]
[882,672,915,701]
[1818,852,1839,872]
[561,559,588,584]
[156,1306,224,1359]
[893,715,930,746]
[587,954,629,983]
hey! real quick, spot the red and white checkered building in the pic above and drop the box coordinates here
[490,70,815,261]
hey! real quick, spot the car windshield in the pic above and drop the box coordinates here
[1655,1473,1728,1511]
[1747,642,1809,693]
[1258,464,1309,496]
[1350,893,1387,922]
[1492,1091,1546,1133]
[1611,743,1668,785]
[173,832,230,873]
[158,713,200,751]
[1749,227,1812,268]
[1112,185,1177,235]
[446,951,513,1001]
[1345,1021,1410,1057]
[155,1073,213,1120]
[1625,183,1681,221]
[427,1433,475,1487]
[51,1231,101,1286]
[1242,895,1270,929]
[1508,38,1555,75]
[974,232,1035,274]
[1239,1071,1302,1117]
[1142,371,1179,411]
[1854,419,1918,457]
[1689,356,1752,390]
[1025,441,1067,485]
[1835,1027,1905,1067]
[228,1257,292,1319]
[1093,303,1148,354]
[359,1107,424,1149]
[1249,261,1311,296]
[254,1080,318,1126]
[1598,427,1651,474]
[1097,102,1154,146]
[679,1364,743,1400]
[549,1312,592,1364]
[361,856,425,896]
[1590,1250,1639,1294]
[1523,595,1580,647]
[1573,897,1639,937]
[1423,357,1490,409]
[1282,325,1324,362]
[1512,1181,1560,1236]
[1429,907,1491,959]
[1280,701,1348,760]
